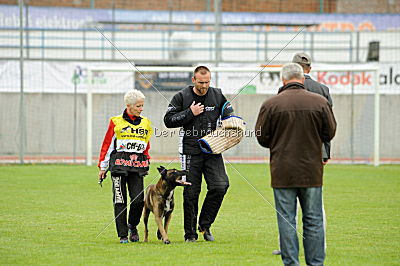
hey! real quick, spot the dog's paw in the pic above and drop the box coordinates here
[163,239,171,244]
[157,230,162,240]
[143,238,148,242]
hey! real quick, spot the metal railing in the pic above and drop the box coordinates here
[0,27,399,63]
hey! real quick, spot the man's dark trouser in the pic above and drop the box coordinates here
[111,172,144,238]
[181,153,229,240]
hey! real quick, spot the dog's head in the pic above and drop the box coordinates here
[157,166,191,187]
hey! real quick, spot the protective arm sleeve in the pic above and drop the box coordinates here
[221,95,235,118]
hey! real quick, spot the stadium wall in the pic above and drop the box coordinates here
[0,92,399,163]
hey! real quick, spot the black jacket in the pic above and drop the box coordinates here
[164,86,229,155]
[304,74,333,160]
[304,74,333,106]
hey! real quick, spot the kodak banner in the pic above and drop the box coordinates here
[217,63,400,95]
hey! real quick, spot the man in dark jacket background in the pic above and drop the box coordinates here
[164,66,233,242]
[292,52,333,164]
[256,63,336,265]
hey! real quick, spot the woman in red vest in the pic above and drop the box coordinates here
[98,89,152,243]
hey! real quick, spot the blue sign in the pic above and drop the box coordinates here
[1,5,399,31]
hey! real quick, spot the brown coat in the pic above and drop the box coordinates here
[255,82,336,188]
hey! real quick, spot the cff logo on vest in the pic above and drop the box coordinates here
[118,143,126,150]
[116,141,146,152]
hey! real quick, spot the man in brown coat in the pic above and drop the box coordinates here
[255,63,336,266]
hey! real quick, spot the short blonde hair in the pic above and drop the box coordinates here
[124,89,145,105]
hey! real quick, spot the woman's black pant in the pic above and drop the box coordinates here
[111,172,144,238]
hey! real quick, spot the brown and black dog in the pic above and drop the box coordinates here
[143,166,191,244]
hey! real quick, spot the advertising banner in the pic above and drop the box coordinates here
[1,5,399,31]
[135,71,192,91]
[218,63,400,94]
[1,61,399,94]
[0,61,133,93]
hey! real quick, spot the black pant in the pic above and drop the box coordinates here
[180,153,229,240]
[111,172,144,238]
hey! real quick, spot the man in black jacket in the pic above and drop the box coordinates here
[292,52,333,164]
[164,66,233,242]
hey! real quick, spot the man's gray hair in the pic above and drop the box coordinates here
[124,89,145,105]
[280,63,304,81]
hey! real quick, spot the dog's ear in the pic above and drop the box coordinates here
[157,166,166,178]
[157,166,165,173]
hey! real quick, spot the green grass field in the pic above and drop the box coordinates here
[0,164,399,265]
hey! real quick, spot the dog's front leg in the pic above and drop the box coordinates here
[164,211,172,236]
[153,208,170,244]
[143,207,150,242]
